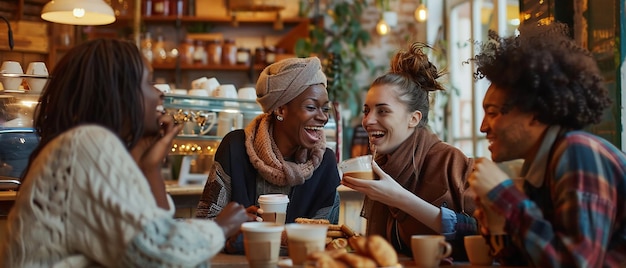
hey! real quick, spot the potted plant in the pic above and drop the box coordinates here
[295,0,372,160]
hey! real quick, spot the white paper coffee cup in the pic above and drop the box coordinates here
[258,194,289,225]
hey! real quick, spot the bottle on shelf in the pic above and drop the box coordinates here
[193,40,208,65]
[143,0,152,16]
[207,39,222,65]
[222,39,237,66]
[171,0,185,17]
[153,35,168,64]
[141,32,154,63]
[152,0,170,16]
[180,38,195,65]
[265,46,276,65]
[254,47,266,65]
[236,47,251,65]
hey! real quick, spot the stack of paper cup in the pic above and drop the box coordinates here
[258,194,289,225]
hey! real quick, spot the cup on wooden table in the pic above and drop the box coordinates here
[411,235,452,268]
[464,235,494,266]
[284,223,328,265]
[241,222,284,268]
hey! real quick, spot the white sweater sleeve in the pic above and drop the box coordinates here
[3,126,225,267]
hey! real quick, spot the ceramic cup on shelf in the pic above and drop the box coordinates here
[237,87,256,100]
[188,88,210,97]
[153,83,171,94]
[25,62,49,93]
[1,61,24,91]
[213,84,238,99]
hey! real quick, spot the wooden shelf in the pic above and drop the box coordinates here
[180,64,251,71]
[115,15,308,24]
[151,63,257,71]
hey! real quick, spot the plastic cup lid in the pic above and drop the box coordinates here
[258,194,289,204]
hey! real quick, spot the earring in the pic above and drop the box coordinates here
[276,115,284,121]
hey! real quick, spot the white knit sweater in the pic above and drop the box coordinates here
[0,125,225,267]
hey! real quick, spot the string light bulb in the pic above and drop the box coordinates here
[414,3,427,22]
[376,18,390,35]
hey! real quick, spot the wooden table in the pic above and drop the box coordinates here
[210,253,520,267]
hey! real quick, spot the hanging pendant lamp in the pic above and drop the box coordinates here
[41,0,116,26]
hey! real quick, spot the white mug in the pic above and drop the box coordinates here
[188,88,210,97]
[191,76,220,96]
[153,83,171,93]
[25,62,49,93]
[213,84,238,99]
[191,76,208,89]
[238,87,256,100]
[1,61,24,91]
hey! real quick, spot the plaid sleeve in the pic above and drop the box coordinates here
[488,135,622,267]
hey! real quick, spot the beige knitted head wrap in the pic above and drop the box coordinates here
[256,57,327,113]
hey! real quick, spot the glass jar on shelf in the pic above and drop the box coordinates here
[207,39,222,65]
[236,47,251,65]
[254,47,266,65]
[140,32,153,63]
[143,0,152,16]
[193,40,207,65]
[222,39,237,66]
[265,46,276,65]
[180,38,195,65]
[152,35,167,64]
[152,0,170,16]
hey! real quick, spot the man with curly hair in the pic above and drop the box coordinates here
[468,22,626,267]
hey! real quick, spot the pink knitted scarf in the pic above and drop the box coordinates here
[244,113,326,186]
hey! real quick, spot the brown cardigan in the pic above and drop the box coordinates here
[362,128,476,257]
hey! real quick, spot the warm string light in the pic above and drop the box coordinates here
[415,3,427,22]
[376,18,390,35]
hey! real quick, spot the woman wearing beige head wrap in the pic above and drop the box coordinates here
[196,57,341,254]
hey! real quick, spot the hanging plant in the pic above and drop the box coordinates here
[294,0,372,117]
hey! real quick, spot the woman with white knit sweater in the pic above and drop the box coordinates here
[0,39,259,267]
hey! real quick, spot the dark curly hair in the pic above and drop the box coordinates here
[372,42,445,128]
[473,22,610,130]
[30,39,148,163]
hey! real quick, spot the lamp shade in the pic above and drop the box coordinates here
[41,0,116,26]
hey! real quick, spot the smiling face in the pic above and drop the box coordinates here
[140,67,164,136]
[362,84,421,154]
[480,84,546,162]
[274,84,330,155]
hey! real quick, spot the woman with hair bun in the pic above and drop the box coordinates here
[342,43,477,261]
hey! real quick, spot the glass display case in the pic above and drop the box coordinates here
[0,91,337,187]
[162,93,337,185]
[0,91,40,189]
